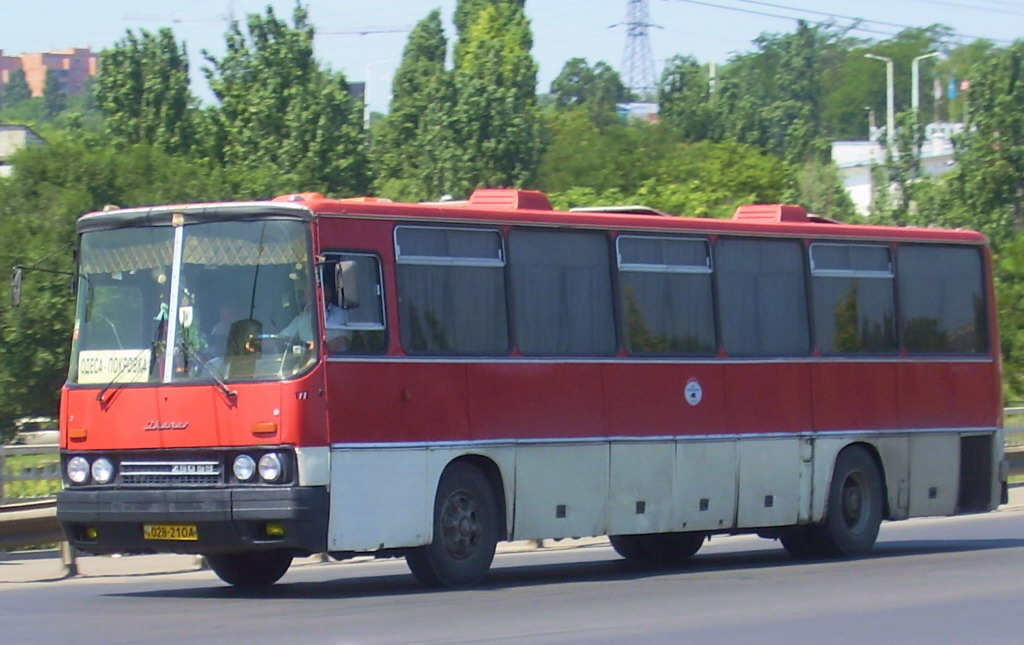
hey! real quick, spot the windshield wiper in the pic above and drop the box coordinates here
[178,339,237,400]
[95,356,135,404]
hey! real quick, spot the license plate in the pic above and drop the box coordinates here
[143,524,198,541]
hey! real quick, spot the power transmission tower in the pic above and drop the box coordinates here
[620,0,658,98]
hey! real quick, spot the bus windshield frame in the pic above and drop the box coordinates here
[69,215,318,387]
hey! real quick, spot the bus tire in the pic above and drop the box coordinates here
[609,534,651,560]
[644,532,706,563]
[780,528,826,559]
[206,549,293,588]
[406,462,499,588]
[817,446,884,556]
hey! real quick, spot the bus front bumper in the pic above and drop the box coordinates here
[56,486,328,555]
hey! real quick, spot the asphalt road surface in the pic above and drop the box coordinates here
[2,507,1023,645]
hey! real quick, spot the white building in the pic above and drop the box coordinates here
[0,124,45,177]
[832,122,961,215]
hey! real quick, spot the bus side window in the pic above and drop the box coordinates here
[322,253,387,355]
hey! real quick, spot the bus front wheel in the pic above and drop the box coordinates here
[206,549,293,587]
[406,462,499,588]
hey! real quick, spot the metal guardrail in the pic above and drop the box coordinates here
[0,443,63,552]
[0,443,61,506]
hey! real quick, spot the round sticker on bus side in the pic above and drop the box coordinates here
[684,378,703,406]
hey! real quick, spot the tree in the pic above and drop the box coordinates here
[657,55,718,142]
[42,70,66,120]
[2,69,32,106]
[550,58,629,124]
[446,0,543,195]
[96,28,198,155]
[371,10,451,201]
[203,4,368,196]
[909,42,1024,246]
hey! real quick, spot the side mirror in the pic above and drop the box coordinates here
[10,266,23,308]
[335,260,360,309]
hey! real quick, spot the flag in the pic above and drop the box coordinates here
[960,79,970,92]
[947,77,958,99]
[933,78,942,101]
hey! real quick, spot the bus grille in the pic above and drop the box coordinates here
[119,460,222,486]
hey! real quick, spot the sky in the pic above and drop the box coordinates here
[3,0,1023,113]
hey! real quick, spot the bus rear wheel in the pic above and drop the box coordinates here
[785,446,883,559]
[206,549,293,587]
[406,462,499,588]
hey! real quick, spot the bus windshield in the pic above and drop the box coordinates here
[69,218,316,386]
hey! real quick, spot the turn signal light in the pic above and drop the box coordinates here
[251,422,277,436]
[264,523,285,537]
[68,427,87,440]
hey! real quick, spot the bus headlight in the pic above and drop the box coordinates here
[233,454,256,482]
[91,458,115,484]
[258,453,282,482]
[68,456,90,484]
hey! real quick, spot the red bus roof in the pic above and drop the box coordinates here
[83,189,987,245]
[278,189,988,245]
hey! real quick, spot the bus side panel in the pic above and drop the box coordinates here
[607,442,675,535]
[909,433,960,517]
[897,361,1000,429]
[724,364,814,434]
[325,361,469,443]
[736,438,802,528]
[812,362,899,431]
[513,443,609,540]
[327,446,517,551]
[467,363,604,441]
[328,447,430,550]
[674,439,738,531]
[602,364,726,436]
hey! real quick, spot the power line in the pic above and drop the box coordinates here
[729,0,1018,41]
[667,0,1016,44]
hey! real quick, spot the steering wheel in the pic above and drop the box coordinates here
[254,333,294,354]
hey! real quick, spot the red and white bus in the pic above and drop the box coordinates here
[54,188,1007,588]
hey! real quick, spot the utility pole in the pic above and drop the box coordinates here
[620,0,658,98]
[911,52,940,119]
[865,54,895,156]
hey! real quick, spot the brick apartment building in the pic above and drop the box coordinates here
[0,47,98,97]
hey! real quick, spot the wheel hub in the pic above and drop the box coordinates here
[441,491,479,560]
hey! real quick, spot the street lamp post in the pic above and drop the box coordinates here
[865,53,895,156]
[912,52,940,119]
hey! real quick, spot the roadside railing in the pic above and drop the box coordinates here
[0,443,65,554]
[1,443,61,506]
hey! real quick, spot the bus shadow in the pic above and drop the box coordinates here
[107,536,1024,601]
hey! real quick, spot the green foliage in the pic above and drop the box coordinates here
[42,70,67,120]
[546,134,788,219]
[549,58,629,125]
[445,0,542,196]
[995,236,1024,400]
[202,4,368,195]
[657,55,717,142]
[2,69,32,106]
[944,42,1024,245]
[371,10,451,201]
[96,28,198,155]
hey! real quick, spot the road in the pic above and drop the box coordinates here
[2,507,1023,644]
